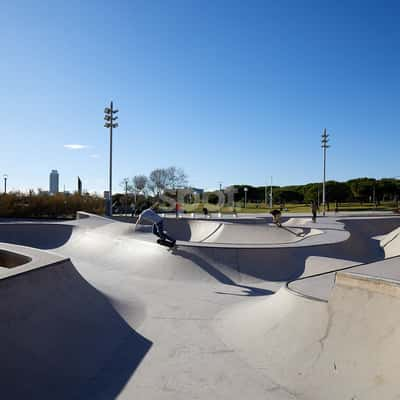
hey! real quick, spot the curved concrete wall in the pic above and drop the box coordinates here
[0,259,151,399]
[164,219,222,241]
[0,249,31,268]
[381,226,400,258]
[216,270,400,399]
[0,223,73,249]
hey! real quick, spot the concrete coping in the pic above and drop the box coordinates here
[0,242,68,280]
[336,271,400,298]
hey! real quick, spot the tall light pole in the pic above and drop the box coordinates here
[265,179,268,208]
[122,178,129,215]
[104,102,119,216]
[218,182,223,213]
[269,176,273,209]
[3,174,8,194]
[321,129,330,216]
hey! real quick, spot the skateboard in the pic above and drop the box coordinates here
[157,239,178,251]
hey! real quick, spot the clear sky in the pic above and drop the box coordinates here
[1,0,399,193]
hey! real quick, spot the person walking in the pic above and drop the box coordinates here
[311,200,318,223]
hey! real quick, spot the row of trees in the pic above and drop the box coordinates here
[0,192,104,218]
[121,166,188,198]
[231,178,400,205]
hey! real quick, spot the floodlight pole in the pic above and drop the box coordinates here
[104,101,119,217]
[265,180,267,208]
[109,103,113,216]
[321,129,330,216]
[269,176,273,209]
[3,174,8,194]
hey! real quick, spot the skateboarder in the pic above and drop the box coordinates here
[135,203,176,246]
[270,209,282,227]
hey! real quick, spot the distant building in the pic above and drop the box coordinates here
[49,170,59,194]
[77,176,82,195]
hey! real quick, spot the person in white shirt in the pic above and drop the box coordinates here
[135,203,176,245]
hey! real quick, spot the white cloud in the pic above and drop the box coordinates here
[64,144,88,150]
[90,154,100,159]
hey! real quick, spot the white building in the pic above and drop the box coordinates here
[49,170,59,194]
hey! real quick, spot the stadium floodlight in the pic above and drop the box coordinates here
[3,174,8,194]
[321,128,330,216]
[104,101,119,217]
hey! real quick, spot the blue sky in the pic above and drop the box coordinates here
[1,0,399,193]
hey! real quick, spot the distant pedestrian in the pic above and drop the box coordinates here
[203,207,209,216]
[311,201,317,223]
[271,209,282,227]
[175,202,180,219]
[335,200,339,213]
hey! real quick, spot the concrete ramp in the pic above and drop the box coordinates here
[216,257,400,399]
[202,223,319,244]
[164,219,321,245]
[0,213,399,399]
[380,226,400,258]
[0,259,151,400]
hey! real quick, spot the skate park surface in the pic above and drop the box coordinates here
[1,212,400,399]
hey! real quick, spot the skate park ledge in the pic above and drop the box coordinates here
[336,270,400,298]
[0,242,68,280]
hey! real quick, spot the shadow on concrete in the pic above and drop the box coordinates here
[215,285,274,297]
[0,260,152,400]
[176,248,274,297]
[0,223,74,249]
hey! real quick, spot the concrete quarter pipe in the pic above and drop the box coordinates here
[0,213,399,399]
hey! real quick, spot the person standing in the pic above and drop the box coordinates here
[311,200,318,223]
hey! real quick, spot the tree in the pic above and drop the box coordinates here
[376,179,398,202]
[325,181,353,202]
[148,169,169,196]
[166,166,188,189]
[347,178,376,202]
[274,189,304,203]
[148,167,188,196]
[132,175,148,195]
[303,183,320,204]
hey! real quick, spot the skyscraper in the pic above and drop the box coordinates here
[49,170,59,194]
[77,176,82,195]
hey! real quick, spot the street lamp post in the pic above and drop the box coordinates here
[123,178,129,215]
[321,129,330,216]
[244,187,248,209]
[218,181,223,213]
[104,102,119,217]
[3,174,8,194]
[269,176,273,209]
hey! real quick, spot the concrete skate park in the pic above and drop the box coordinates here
[1,212,400,399]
